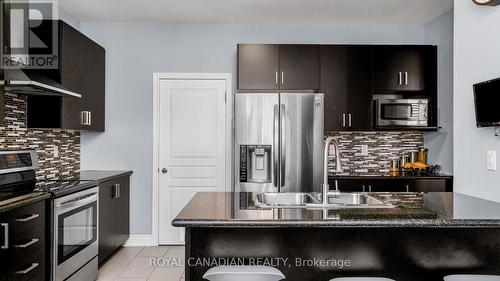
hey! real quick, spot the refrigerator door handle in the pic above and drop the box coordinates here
[280,104,286,187]
[273,105,280,188]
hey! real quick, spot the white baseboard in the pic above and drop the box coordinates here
[124,235,156,247]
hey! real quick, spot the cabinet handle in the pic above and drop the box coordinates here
[14,238,39,248]
[15,263,39,274]
[348,114,352,127]
[1,223,8,249]
[112,183,121,199]
[405,184,410,192]
[281,71,284,85]
[16,214,39,222]
[398,72,403,85]
[404,72,408,85]
[342,114,346,127]
[275,71,278,85]
[81,111,92,126]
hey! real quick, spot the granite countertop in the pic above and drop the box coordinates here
[329,172,453,179]
[172,192,500,228]
[78,170,133,182]
[0,192,50,214]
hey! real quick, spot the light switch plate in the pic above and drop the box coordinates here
[361,145,368,156]
[487,150,496,171]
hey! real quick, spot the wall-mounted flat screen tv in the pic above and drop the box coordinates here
[474,78,500,127]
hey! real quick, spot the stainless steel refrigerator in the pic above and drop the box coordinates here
[234,92,324,194]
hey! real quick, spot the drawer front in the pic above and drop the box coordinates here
[5,200,45,234]
[4,247,45,281]
[9,225,44,260]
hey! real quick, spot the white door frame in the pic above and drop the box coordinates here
[152,73,233,246]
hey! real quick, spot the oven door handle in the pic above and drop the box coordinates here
[56,193,98,212]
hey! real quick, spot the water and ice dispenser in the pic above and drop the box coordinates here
[239,145,272,183]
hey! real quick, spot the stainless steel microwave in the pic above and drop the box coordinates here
[375,99,428,127]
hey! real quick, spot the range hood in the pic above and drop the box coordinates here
[1,68,81,98]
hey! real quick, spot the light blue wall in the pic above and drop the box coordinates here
[424,10,454,174]
[58,8,81,30]
[79,23,427,235]
[454,1,500,202]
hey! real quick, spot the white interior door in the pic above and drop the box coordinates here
[158,78,227,245]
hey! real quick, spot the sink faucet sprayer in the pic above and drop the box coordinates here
[322,136,342,204]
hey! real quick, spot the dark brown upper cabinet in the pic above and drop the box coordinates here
[279,45,320,90]
[373,46,429,92]
[237,44,320,91]
[27,20,105,131]
[237,44,280,90]
[320,46,372,131]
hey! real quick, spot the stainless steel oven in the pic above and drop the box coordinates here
[53,187,98,281]
[375,99,428,127]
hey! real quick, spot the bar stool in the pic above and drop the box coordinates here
[444,275,500,281]
[330,277,396,281]
[203,266,285,281]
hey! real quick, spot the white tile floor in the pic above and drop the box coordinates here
[97,246,185,281]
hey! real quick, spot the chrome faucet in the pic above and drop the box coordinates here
[322,136,342,204]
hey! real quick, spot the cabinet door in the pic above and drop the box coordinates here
[321,46,348,131]
[60,21,105,131]
[98,181,115,263]
[237,44,280,90]
[373,46,403,92]
[321,46,372,131]
[408,179,451,192]
[279,45,320,90]
[402,47,426,91]
[113,177,130,248]
[345,47,373,130]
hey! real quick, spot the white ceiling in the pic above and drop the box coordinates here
[58,0,454,24]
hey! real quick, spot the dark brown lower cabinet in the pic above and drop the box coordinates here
[331,177,453,192]
[99,175,130,264]
[0,200,46,281]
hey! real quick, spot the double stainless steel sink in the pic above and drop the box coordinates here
[254,192,395,209]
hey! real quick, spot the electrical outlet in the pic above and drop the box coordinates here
[53,145,59,158]
[361,145,369,156]
[487,150,496,171]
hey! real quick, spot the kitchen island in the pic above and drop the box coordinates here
[173,192,500,281]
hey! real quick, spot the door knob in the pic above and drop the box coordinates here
[161,168,168,174]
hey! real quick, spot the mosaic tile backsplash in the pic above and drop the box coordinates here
[0,92,80,180]
[326,131,424,175]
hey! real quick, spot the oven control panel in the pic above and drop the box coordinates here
[0,150,38,173]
